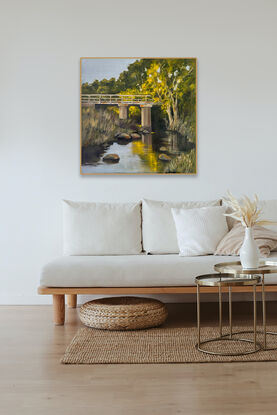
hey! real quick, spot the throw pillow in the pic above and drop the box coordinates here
[171,206,228,256]
[215,223,277,257]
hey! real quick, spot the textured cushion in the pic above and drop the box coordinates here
[63,200,142,255]
[40,253,277,288]
[215,223,277,257]
[172,206,228,256]
[142,199,221,254]
[222,200,239,230]
[258,200,277,233]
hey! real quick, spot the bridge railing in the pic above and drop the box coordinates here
[81,94,154,105]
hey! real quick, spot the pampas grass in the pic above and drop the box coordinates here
[223,191,276,228]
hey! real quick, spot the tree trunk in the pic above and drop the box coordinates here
[172,105,178,128]
[166,105,174,129]
[172,96,178,129]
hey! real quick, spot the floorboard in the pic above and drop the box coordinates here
[1,302,277,414]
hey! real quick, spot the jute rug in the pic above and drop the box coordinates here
[61,326,277,364]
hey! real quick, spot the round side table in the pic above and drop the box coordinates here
[214,260,277,350]
[195,273,262,356]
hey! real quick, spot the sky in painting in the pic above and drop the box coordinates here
[81,58,136,84]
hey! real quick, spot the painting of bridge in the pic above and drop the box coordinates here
[82,94,155,129]
[81,58,197,174]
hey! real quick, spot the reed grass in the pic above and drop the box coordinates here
[82,107,132,146]
[164,149,196,174]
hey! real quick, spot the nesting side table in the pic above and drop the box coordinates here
[195,273,262,356]
[214,260,277,350]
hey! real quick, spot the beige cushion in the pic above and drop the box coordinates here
[215,223,277,257]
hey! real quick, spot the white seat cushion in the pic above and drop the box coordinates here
[142,199,221,254]
[40,253,277,287]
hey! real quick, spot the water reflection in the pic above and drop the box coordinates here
[81,131,194,174]
[141,133,152,146]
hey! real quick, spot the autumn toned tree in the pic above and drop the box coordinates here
[141,59,196,131]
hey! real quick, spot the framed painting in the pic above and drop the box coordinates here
[80,57,197,175]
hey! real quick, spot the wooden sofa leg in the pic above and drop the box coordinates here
[53,294,65,325]
[67,294,77,308]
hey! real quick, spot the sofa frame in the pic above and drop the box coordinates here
[38,285,277,325]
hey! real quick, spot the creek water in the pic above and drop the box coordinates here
[81,132,191,174]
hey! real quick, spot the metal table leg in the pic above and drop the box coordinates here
[219,284,222,338]
[253,284,257,350]
[262,273,266,349]
[229,287,232,339]
[260,273,277,350]
[197,283,200,348]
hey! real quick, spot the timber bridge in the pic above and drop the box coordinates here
[81,94,157,129]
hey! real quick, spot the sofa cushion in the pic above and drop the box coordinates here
[255,200,277,252]
[172,206,228,256]
[223,199,277,233]
[142,198,221,254]
[40,253,277,288]
[63,200,142,255]
[215,223,277,257]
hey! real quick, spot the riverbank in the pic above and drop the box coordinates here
[82,107,134,146]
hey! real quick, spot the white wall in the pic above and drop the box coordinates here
[1,0,277,304]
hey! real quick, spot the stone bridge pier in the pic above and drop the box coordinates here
[140,105,152,129]
[118,104,152,129]
[118,104,129,120]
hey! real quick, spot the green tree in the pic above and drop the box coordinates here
[116,59,151,92]
[141,59,196,130]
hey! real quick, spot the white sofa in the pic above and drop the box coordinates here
[38,198,277,325]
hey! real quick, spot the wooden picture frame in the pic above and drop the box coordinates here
[80,57,197,175]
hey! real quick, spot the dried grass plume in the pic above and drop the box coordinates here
[223,191,276,228]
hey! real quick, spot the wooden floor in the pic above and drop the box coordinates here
[2,303,277,415]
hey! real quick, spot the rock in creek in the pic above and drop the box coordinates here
[159,154,171,162]
[115,133,131,140]
[131,133,141,140]
[159,146,167,152]
[103,154,120,163]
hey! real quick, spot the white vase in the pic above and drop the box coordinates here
[240,227,260,269]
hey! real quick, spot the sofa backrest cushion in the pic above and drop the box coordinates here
[63,200,142,255]
[142,199,221,254]
[251,200,277,252]
[256,200,277,233]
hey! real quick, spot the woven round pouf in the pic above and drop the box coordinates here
[79,296,168,330]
